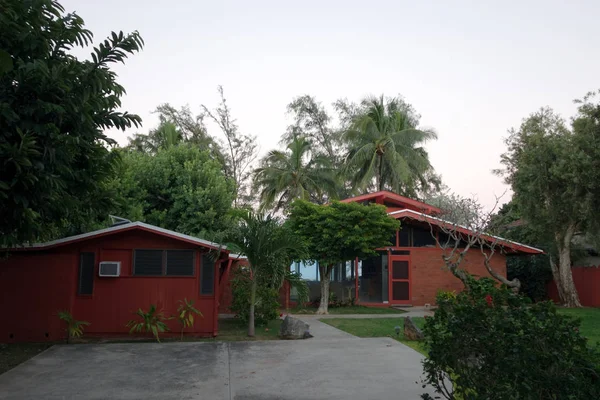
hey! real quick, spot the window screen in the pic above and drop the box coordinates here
[399,227,412,247]
[166,250,194,276]
[200,254,214,295]
[78,252,95,295]
[412,225,437,247]
[134,250,163,275]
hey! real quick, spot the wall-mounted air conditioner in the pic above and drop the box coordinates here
[99,261,121,277]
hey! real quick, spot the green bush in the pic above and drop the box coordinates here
[507,254,553,302]
[421,277,600,400]
[230,268,279,326]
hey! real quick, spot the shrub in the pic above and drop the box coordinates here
[421,277,600,400]
[57,311,90,343]
[230,268,279,326]
[507,254,552,302]
[126,305,171,342]
[175,298,203,340]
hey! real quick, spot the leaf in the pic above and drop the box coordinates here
[0,49,13,74]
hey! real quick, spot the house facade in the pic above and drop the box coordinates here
[0,222,236,343]
[286,191,544,307]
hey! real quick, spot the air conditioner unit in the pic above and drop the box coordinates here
[99,261,121,277]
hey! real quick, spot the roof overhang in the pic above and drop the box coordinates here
[389,209,544,255]
[341,191,442,214]
[6,222,227,253]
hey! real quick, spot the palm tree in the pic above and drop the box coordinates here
[228,211,306,336]
[253,137,338,211]
[343,95,438,194]
[127,121,182,153]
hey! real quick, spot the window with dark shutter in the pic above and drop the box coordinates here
[78,252,95,295]
[200,254,214,295]
[166,250,194,276]
[134,250,164,275]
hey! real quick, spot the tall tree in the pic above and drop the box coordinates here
[126,121,182,153]
[343,95,438,196]
[253,137,338,211]
[109,144,235,239]
[498,99,600,307]
[227,211,304,336]
[288,200,400,314]
[202,86,258,206]
[0,0,144,246]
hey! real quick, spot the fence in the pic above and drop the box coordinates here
[547,266,600,307]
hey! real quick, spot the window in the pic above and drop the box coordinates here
[166,250,195,276]
[200,254,214,295]
[399,227,412,247]
[78,252,95,295]
[133,249,195,276]
[389,231,398,247]
[412,225,437,247]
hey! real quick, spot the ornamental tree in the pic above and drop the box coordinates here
[288,200,400,314]
[0,0,144,246]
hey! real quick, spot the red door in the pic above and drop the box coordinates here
[389,256,411,304]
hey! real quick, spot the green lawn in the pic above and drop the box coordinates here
[290,305,406,315]
[557,307,600,346]
[321,317,427,354]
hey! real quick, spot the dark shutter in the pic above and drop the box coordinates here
[200,254,214,295]
[134,250,163,275]
[166,250,195,276]
[78,252,95,295]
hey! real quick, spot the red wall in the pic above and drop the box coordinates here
[547,267,600,307]
[408,248,506,306]
[0,230,221,343]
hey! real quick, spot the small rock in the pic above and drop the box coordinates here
[404,316,424,341]
[279,316,312,340]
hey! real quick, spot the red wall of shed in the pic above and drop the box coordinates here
[547,267,600,307]
[0,230,220,343]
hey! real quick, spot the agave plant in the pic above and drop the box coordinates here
[126,304,171,342]
[57,311,90,344]
[175,298,203,340]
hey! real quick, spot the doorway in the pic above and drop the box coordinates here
[389,255,411,304]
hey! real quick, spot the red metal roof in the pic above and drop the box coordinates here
[340,191,442,215]
[389,209,544,255]
[7,222,227,252]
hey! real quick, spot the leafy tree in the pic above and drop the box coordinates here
[0,0,143,246]
[127,121,182,153]
[421,277,600,400]
[498,98,600,307]
[253,137,338,211]
[288,200,400,314]
[110,144,235,239]
[227,211,305,336]
[202,86,258,206]
[343,95,439,197]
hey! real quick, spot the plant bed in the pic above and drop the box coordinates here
[320,317,426,354]
[0,343,54,375]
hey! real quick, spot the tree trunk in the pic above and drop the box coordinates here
[377,155,384,191]
[317,264,331,315]
[554,225,582,308]
[248,279,257,337]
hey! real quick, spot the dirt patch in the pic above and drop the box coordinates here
[0,343,54,375]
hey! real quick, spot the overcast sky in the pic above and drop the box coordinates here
[63,0,599,209]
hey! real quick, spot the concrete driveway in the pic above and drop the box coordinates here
[0,338,427,400]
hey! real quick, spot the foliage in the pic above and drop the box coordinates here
[126,305,171,343]
[202,86,258,206]
[109,144,235,239]
[227,211,306,336]
[0,0,143,246]
[420,277,600,400]
[253,137,339,211]
[497,97,600,307]
[343,95,439,196]
[57,311,90,343]
[175,298,203,340]
[288,200,399,313]
[230,267,280,327]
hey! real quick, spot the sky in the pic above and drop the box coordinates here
[63,0,600,209]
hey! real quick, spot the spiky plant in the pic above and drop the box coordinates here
[58,311,90,344]
[126,305,171,342]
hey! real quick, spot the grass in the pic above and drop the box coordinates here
[0,343,53,375]
[557,307,600,346]
[321,317,427,355]
[209,318,282,341]
[290,305,406,315]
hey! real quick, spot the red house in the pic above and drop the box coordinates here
[0,222,239,343]
[281,191,544,308]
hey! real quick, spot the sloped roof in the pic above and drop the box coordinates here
[9,222,225,252]
[389,209,544,255]
[340,190,441,214]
